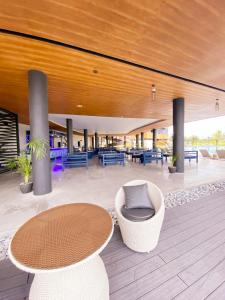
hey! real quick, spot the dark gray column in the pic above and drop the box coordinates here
[173,98,185,173]
[84,129,88,151]
[28,70,52,195]
[92,136,94,149]
[106,135,109,147]
[66,119,73,154]
[136,134,139,149]
[112,136,114,145]
[124,136,127,148]
[152,129,157,150]
[141,132,144,148]
[95,132,99,149]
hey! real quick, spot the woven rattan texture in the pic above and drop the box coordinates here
[11,203,112,269]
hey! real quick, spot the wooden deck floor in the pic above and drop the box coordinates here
[1,191,225,299]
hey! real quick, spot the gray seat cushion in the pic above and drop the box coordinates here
[121,205,155,222]
[123,183,154,209]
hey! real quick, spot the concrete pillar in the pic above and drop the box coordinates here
[152,129,156,150]
[124,136,127,148]
[141,132,144,148]
[95,132,99,149]
[136,134,139,149]
[83,129,88,151]
[66,119,73,154]
[173,98,185,173]
[28,70,52,195]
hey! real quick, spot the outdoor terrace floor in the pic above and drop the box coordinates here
[1,190,225,299]
[1,157,225,236]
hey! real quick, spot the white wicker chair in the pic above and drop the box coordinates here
[115,180,165,253]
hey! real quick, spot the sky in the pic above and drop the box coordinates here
[168,115,225,138]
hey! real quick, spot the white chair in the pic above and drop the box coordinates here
[115,180,165,253]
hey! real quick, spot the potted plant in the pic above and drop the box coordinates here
[168,155,177,174]
[17,152,33,193]
[7,138,48,193]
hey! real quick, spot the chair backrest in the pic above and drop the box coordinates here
[143,151,162,159]
[216,149,225,159]
[66,152,88,160]
[102,153,125,160]
[115,180,164,213]
[199,149,210,158]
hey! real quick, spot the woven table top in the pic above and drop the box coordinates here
[10,203,113,270]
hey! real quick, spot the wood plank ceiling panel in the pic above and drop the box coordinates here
[0,33,225,134]
[1,0,225,88]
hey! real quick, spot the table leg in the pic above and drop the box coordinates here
[29,255,109,300]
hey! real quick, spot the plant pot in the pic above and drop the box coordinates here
[168,166,176,174]
[20,182,33,193]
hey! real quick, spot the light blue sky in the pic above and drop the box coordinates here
[168,115,225,138]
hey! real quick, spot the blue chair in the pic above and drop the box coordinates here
[101,153,125,167]
[87,151,95,159]
[184,151,198,163]
[62,152,88,169]
[141,151,163,166]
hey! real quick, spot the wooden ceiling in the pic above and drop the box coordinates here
[1,0,225,134]
[49,121,84,136]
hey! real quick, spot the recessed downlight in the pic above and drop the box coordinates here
[77,104,83,108]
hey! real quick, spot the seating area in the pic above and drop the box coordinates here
[2,179,225,299]
[2,1,225,299]
[199,149,225,160]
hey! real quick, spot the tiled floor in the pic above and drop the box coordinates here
[1,191,225,299]
[0,157,225,237]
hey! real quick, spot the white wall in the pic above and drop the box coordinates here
[18,123,30,151]
[73,135,93,149]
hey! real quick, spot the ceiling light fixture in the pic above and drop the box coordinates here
[215,98,219,111]
[151,84,156,101]
[77,104,83,108]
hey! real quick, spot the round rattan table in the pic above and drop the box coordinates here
[8,203,113,300]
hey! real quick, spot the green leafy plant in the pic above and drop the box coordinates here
[7,138,48,184]
[7,158,18,171]
[17,152,32,184]
[27,138,49,160]
[7,152,31,183]
[170,155,177,166]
